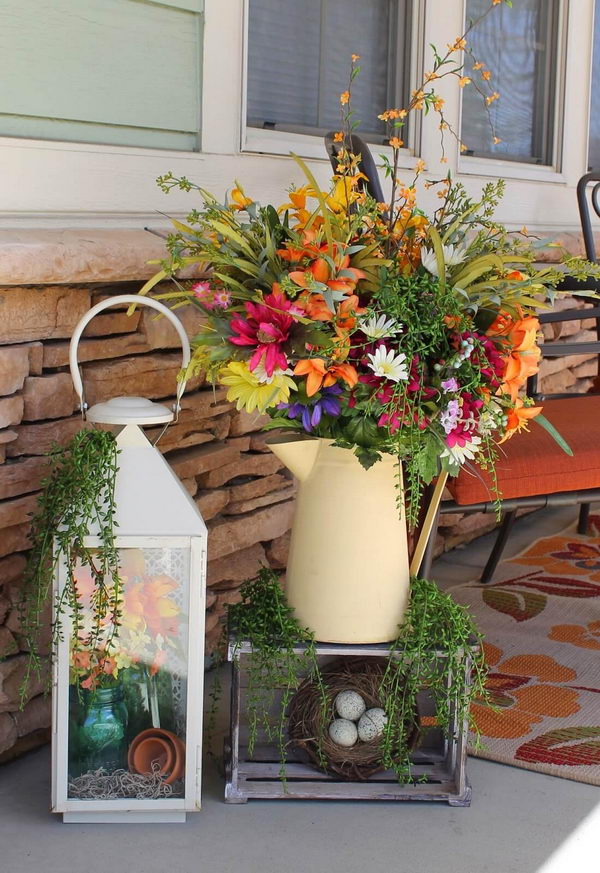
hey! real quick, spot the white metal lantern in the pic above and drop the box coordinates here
[51,295,207,823]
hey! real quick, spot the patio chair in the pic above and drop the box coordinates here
[324,135,600,581]
[424,172,600,581]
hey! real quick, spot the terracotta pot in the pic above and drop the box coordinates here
[266,437,410,643]
[128,728,186,784]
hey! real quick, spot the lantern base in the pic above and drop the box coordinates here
[62,810,187,824]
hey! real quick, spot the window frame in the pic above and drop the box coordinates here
[240,0,426,168]
[457,0,570,182]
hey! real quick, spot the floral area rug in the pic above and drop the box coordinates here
[449,515,600,785]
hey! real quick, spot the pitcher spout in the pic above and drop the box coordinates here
[265,435,320,481]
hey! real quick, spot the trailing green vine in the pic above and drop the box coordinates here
[227,568,326,781]
[380,576,488,781]
[19,429,121,701]
[222,569,489,784]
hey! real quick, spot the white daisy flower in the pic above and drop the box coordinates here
[439,435,482,465]
[252,362,294,384]
[360,314,403,340]
[367,346,409,382]
[420,244,468,277]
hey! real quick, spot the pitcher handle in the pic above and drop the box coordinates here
[69,295,191,417]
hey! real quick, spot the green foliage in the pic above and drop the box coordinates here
[228,568,325,780]
[19,430,121,702]
[380,577,489,781]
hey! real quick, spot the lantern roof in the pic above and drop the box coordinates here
[88,424,207,537]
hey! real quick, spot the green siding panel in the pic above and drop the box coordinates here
[0,0,203,150]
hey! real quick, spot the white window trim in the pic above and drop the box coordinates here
[456,0,571,183]
[240,0,427,169]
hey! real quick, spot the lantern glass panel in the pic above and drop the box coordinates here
[66,546,190,801]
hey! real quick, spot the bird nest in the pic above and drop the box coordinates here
[287,657,418,781]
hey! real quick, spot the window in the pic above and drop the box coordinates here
[460,0,561,165]
[589,1,600,170]
[0,0,203,151]
[246,0,412,144]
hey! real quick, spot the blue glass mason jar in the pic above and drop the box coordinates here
[76,683,129,774]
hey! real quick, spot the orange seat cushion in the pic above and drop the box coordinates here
[447,396,600,506]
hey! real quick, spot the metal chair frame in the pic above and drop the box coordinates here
[323,136,600,582]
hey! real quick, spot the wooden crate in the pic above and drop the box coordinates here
[224,640,473,805]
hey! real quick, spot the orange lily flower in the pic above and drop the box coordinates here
[230,186,253,211]
[289,253,366,294]
[294,358,358,396]
[499,398,542,443]
[488,309,541,401]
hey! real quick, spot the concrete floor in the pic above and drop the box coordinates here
[1,505,598,873]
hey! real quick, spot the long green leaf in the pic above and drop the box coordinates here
[534,413,573,456]
[428,226,446,288]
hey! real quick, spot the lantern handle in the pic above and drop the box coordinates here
[69,295,192,417]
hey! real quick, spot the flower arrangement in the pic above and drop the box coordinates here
[70,550,182,690]
[141,0,598,524]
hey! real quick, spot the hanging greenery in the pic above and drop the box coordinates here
[220,568,488,784]
[19,429,121,701]
[226,568,326,781]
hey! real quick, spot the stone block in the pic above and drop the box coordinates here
[82,352,203,406]
[227,473,290,503]
[147,412,231,453]
[229,410,270,436]
[0,395,24,428]
[207,501,295,561]
[42,333,150,369]
[179,386,230,417]
[204,610,221,635]
[7,416,87,457]
[225,484,296,516]
[0,347,29,396]
[140,305,205,350]
[0,493,37,529]
[0,654,48,712]
[0,594,10,624]
[0,713,17,754]
[22,373,76,421]
[0,456,50,499]
[180,477,198,498]
[12,694,51,737]
[540,369,577,395]
[0,287,91,342]
[206,590,217,610]
[197,453,284,489]
[195,489,230,521]
[0,628,18,658]
[0,523,31,558]
[266,531,291,569]
[0,554,26,587]
[81,309,141,337]
[442,512,499,552]
[168,442,241,480]
[207,543,267,587]
[18,343,43,376]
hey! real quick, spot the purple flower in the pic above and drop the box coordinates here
[441,377,459,392]
[278,385,342,432]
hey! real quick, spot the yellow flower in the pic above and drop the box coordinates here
[333,131,344,142]
[493,136,502,145]
[388,136,404,149]
[473,62,485,71]
[340,91,350,105]
[458,76,471,88]
[351,53,360,62]
[219,361,296,413]
[433,96,445,111]
[481,70,492,81]
[414,159,426,174]
[230,186,253,211]
[486,91,500,105]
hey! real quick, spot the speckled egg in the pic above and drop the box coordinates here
[334,690,366,721]
[328,718,359,747]
[357,708,388,742]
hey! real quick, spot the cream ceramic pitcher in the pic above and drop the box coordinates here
[267,436,410,643]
